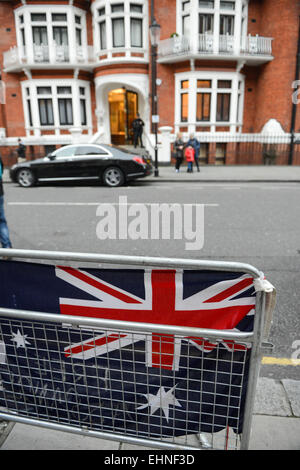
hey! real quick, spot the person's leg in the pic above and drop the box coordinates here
[0,196,12,248]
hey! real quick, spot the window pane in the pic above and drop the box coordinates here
[182,1,191,11]
[58,98,73,125]
[79,87,85,96]
[99,21,107,49]
[220,15,234,35]
[52,13,67,22]
[181,93,188,122]
[31,13,47,22]
[217,80,231,88]
[75,146,108,155]
[131,18,142,47]
[220,1,235,10]
[197,93,211,121]
[216,93,230,121]
[199,1,214,8]
[32,26,48,45]
[56,146,76,157]
[80,99,87,125]
[37,87,51,94]
[181,80,189,89]
[53,26,68,45]
[112,4,124,13]
[199,14,214,33]
[38,98,54,125]
[182,15,190,35]
[57,87,72,94]
[197,80,211,88]
[98,7,105,16]
[112,18,125,47]
[75,15,81,24]
[27,100,33,126]
[76,28,82,45]
[130,4,143,13]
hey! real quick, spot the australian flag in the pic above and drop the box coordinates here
[0,260,256,440]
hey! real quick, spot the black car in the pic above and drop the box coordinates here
[9,144,153,188]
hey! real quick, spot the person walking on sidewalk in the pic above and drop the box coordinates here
[17,138,26,162]
[132,113,145,148]
[185,145,195,173]
[0,154,13,251]
[186,133,200,172]
[173,132,185,172]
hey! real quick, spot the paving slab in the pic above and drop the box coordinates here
[253,377,292,417]
[281,379,300,417]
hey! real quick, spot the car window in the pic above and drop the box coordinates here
[75,146,109,156]
[54,146,77,158]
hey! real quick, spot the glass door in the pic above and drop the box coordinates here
[108,88,138,145]
[125,90,138,144]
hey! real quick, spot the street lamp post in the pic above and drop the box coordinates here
[149,19,161,177]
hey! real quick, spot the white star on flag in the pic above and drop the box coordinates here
[11,329,30,349]
[137,385,182,422]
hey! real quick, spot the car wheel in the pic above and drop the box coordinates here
[17,168,36,188]
[103,167,125,187]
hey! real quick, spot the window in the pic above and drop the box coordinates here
[199,0,214,7]
[38,98,54,126]
[52,13,67,22]
[199,14,214,33]
[216,93,230,121]
[220,1,235,10]
[75,146,108,155]
[131,18,142,47]
[31,13,47,22]
[99,21,107,49]
[95,1,144,52]
[55,146,77,158]
[80,87,87,126]
[182,0,190,35]
[176,74,243,128]
[111,3,124,13]
[180,80,189,122]
[57,87,73,125]
[112,18,125,47]
[220,15,234,35]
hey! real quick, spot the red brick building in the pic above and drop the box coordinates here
[0,0,299,165]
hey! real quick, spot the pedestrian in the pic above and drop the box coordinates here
[17,138,26,162]
[0,154,13,253]
[173,132,185,172]
[132,113,145,148]
[186,133,200,172]
[185,145,195,173]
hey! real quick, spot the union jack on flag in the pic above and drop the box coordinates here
[57,266,255,370]
[0,260,257,439]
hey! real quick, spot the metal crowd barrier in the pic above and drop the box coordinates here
[0,249,275,450]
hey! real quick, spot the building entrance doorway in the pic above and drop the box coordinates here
[108,88,138,145]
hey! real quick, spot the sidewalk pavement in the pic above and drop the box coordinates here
[1,376,299,450]
[2,164,300,185]
[145,164,300,183]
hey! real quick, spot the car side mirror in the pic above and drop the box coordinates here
[48,154,56,160]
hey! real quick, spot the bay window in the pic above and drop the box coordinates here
[15,6,87,64]
[94,1,145,54]
[22,81,91,132]
[177,72,244,131]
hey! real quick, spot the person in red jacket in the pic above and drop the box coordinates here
[185,145,195,173]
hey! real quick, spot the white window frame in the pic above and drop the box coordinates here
[21,79,92,137]
[14,5,87,64]
[177,0,246,55]
[175,71,245,133]
[92,0,148,61]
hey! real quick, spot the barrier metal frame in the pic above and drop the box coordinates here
[0,248,270,450]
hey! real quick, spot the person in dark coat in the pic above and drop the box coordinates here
[17,138,26,162]
[132,113,145,148]
[0,155,12,251]
[173,132,185,172]
[186,133,200,172]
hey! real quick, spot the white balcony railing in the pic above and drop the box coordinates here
[158,35,190,58]
[3,44,96,70]
[158,34,273,61]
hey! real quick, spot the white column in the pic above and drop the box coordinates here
[234,0,242,55]
[158,126,173,163]
[213,0,220,54]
